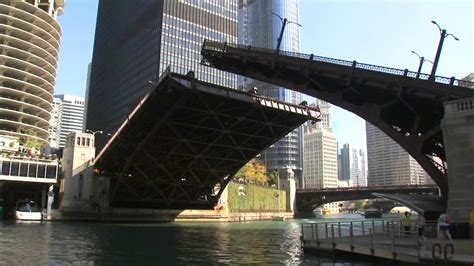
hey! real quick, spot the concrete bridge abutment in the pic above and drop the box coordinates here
[441,97,474,239]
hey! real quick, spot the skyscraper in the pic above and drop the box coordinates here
[339,144,351,181]
[302,101,338,212]
[0,0,64,145]
[49,95,85,148]
[366,122,426,186]
[303,126,338,189]
[351,148,366,187]
[0,0,64,213]
[238,0,303,173]
[87,0,238,150]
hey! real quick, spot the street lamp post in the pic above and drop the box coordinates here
[272,12,301,54]
[85,129,103,136]
[429,21,459,81]
[411,51,433,79]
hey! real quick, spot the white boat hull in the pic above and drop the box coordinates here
[15,211,42,221]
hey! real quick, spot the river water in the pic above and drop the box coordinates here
[0,215,395,265]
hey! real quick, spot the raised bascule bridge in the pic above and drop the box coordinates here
[93,70,320,210]
[200,40,474,207]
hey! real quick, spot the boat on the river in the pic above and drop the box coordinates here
[363,208,382,219]
[15,200,42,221]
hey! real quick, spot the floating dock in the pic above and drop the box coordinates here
[301,220,474,265]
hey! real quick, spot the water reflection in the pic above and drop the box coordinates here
[0,218,380,265]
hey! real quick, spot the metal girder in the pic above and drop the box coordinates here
[94,70,320,209]
[200,40,474,204]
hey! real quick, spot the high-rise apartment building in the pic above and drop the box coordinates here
[0,0,64,145]
[0,0,64,213]
[49,95,85,148]
[339,144,351,181]
[238,0,303,174]
[87,0,238,150]
[366,122,426,186]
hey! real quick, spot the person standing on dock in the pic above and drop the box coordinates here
[415,212,426,240]
[437,213,452,240]
[401,212,412,237]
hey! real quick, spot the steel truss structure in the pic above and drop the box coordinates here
[94,71,319,209]
[200,40,474,204]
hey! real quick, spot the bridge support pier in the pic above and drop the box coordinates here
[441,98,474,239]
[60,132,110,215]
[279,168,296,213]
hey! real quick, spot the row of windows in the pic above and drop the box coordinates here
[65,136,93,148]
[0,161,57,179]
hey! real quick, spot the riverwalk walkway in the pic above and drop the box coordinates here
[301,220,474,265]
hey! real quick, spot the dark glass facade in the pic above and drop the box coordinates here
[339,143,351,181]
[87,0,237,150]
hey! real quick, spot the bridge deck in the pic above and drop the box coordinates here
[94,70,319,209]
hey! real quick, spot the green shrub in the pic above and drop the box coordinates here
[227,182,286,212]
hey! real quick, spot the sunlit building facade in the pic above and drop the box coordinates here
[0,0,64,212]
[351,148,366,187]
[303,127,338,189]
[366,122,426,186]
[303,101,339,213]
[0,0,64,145]
[238,0,303,174]
[87,0,238,150]
[49,94,85,148]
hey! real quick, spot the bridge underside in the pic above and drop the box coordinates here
[94,71,318,209]
[201,41,474,202]
[295,186,439,212]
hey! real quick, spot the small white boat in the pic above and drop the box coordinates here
[15,200,42,221]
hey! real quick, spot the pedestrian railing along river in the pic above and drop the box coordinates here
[300,220,462,264]
[301,219,420,254]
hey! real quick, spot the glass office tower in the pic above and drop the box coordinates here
[87,0,237,150]
[238,0,303,174]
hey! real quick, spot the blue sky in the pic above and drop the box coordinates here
[55,0,473,151]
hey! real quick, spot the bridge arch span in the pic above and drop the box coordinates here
[201,41,474,203]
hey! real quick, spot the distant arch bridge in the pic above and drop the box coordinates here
[295,184,440,212]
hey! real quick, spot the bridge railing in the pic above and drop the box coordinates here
[301,220,447,259]
[202,40,474,89]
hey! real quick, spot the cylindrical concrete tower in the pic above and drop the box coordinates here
[0,0,64,145]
